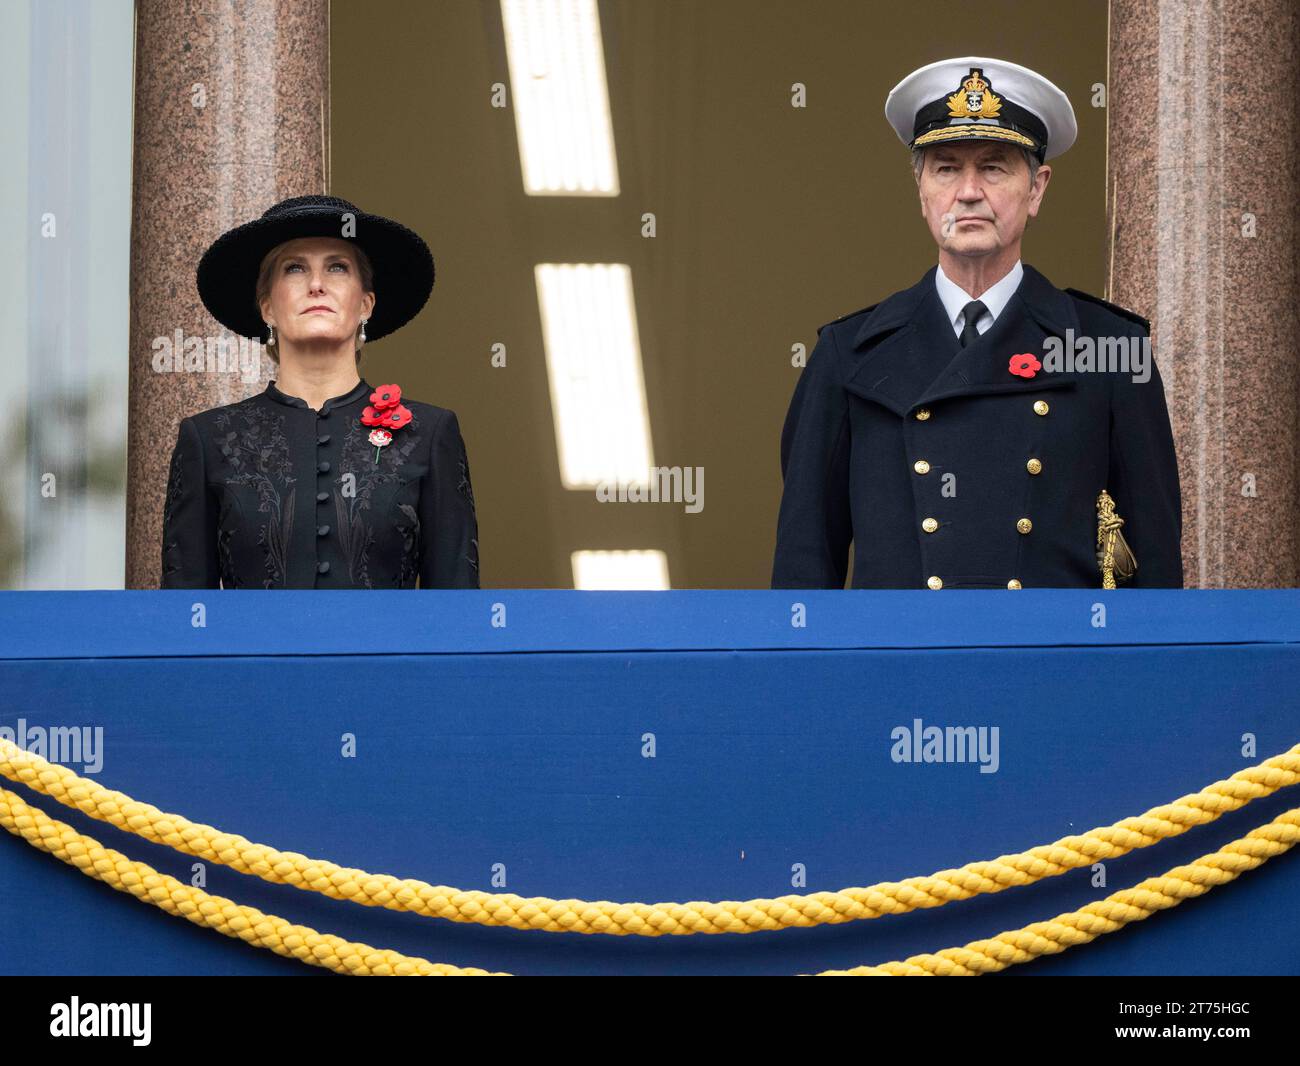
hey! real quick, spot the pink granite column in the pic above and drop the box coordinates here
[1107,0,1300,588]
[125,0,329,588]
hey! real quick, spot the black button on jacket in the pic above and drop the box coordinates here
[161,379,480,588]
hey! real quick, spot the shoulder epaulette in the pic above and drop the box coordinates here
[816,302,880,337]
[1064,288,1150,332]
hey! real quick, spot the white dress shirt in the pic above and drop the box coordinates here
[934,260,1024,339]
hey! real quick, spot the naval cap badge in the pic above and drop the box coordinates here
[948,68,1002,119]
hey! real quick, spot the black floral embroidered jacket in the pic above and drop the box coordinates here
[161,379,480,588]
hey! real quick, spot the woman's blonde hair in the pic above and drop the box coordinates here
[255,242,376,364]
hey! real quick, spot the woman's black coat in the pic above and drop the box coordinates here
[161,379,479,588]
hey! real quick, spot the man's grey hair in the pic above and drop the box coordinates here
[911,144,1042,184]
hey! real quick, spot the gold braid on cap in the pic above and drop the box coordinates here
[912,125,1037,149]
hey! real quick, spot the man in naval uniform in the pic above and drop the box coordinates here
[771,57,1183,590]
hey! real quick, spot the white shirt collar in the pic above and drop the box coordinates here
[934,259,1024,334]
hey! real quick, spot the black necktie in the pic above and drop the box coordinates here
[959,300,988,348]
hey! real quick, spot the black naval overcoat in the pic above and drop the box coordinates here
[161,378,480,589]
[771,264,1183,589]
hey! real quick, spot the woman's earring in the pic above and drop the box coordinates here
[266,322,275,346]
[359,318,368,343]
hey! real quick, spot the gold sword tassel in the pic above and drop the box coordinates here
[1097,489,1138,589]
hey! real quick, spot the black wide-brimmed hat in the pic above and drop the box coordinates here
[196,195,435,342]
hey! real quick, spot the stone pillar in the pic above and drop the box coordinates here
[1107,0,1300,588]
[125,0,329,588]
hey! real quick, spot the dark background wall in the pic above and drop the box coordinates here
[331,0,1108,588]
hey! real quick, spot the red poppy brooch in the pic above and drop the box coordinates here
[1008,353,1042,379]
[361,383,412,463]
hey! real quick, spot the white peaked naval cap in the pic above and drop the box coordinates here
[886,56,1078,161]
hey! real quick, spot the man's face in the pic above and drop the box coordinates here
[916,141,1050,258]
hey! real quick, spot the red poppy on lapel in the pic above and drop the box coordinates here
[369,383,402,410]
[361,383,411,462]
[375,405,412,430]
[362,401,412,429]
[1008,353,1042,378]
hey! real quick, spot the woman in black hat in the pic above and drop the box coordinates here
[161,195,479,589]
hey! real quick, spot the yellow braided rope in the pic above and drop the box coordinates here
[2,736,1296,936]
[0,785,499,977]
[818,804,1300,975]
[6,777,1294,977]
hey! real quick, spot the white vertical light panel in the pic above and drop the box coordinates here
[501,0,620,195]
[572,550,670,590]
[535,263,654,488]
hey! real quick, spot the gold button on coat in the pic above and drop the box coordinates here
[913,460,931,474]
[1017,518,1033,534]
[915,408,931,421]
[1033,400,1049,416]
[927,575,943,590]
[1026,458,1042,474]
[1007,579,1022,590]
[922,517,939,533]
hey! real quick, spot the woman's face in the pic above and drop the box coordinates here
[260,237,375,353]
